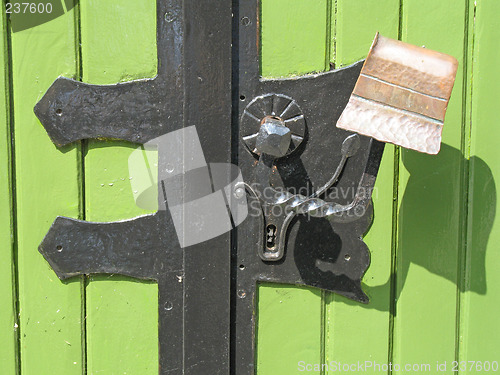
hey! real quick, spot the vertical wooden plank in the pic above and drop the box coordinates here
[257,285,323,374]
[80,0,159,373]
[0,9,17,375]
[260,0,329,78]
[326,1,399,373]
[461,0,500,370]
[257,0,328,373]
[11,4,84,374]
[394,0,468,370]
[335,0,400,67]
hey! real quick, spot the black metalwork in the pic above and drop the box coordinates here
[37,1,233,374]
[232,2,384,369]
[34,0,386,374]
[240,94,306,156]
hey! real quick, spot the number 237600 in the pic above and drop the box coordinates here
[6,3,53,14]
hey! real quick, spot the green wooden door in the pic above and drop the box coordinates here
[1,0,499,374]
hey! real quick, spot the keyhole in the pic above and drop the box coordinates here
[266,224,277,249]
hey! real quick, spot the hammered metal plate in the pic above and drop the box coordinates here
[337,33,458,154]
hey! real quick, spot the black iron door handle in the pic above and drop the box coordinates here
[251,131,384,262]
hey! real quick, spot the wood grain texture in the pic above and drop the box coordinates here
[260,0,329,78]
[257,0,329,373]
[11,5,84,374]
[336,0,400,67]
[326,1,399,373]
[394,0,469,370]
[80,0,159,373]
[0,9,17,375]
[256,285,323,374]
[461,0,500,370]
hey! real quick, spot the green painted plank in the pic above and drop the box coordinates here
[260,0,329,78]
[326,1,399,373]
[10,6,84,374]
[80,0,158,373]
[326,150,396,373]
[461,0,500,370]
[257,285,323,374]
[329,0,335,65]
[0,9,17,375]
[336,0,400,67]
[394,0,468,370]
[257,1,329,373]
